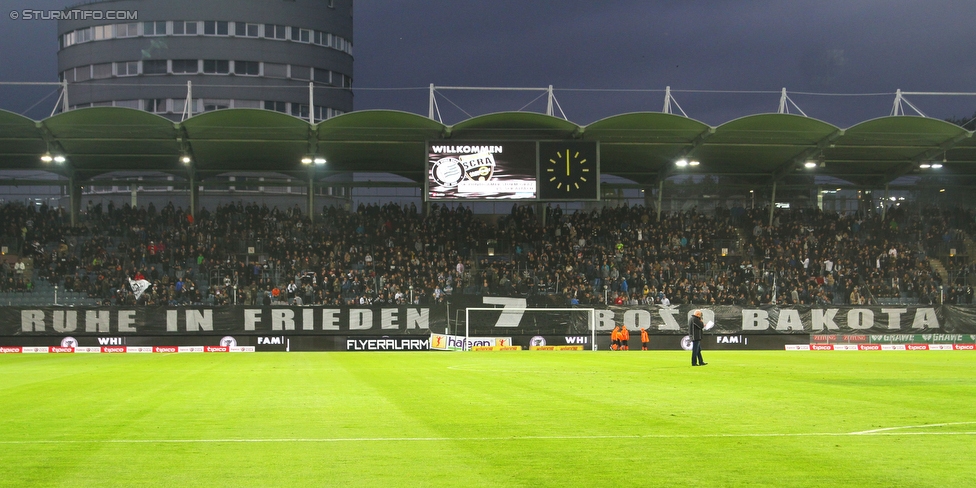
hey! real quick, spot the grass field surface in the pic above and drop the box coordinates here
[1,350,973,487]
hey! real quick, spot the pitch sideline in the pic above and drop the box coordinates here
[2,422,975,445]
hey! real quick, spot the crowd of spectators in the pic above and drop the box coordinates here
[0,257,33,293]
[741,205,945,306]
[920,206,976,303]
[0,199,973,308]
[528,204,741,305]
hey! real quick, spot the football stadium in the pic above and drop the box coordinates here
[2,1,976,486]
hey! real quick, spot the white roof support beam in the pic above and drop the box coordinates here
[777,88,808,117]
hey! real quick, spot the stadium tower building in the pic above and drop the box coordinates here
[56,0,353,121]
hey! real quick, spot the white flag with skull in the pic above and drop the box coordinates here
[129,278,152,300]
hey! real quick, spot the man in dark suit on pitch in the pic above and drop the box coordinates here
[690,309,707,366]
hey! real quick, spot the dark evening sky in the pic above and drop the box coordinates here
[2,0,975,126]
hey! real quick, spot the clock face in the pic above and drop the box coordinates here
[539,141,598,200]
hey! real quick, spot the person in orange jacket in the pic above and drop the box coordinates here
[620,324,630,351]
[611,325,621,351]
[640,327,650,350]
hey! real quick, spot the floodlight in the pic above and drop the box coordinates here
[40,153,53,163]
[919,163,931,169]
[180,155,192,164]
[931,163,943,169]
[313,157,326,165]
[301,156,313,165]
[675,159,688,167]
[53,155,66,163]
[688,160,700,166]
[804,161,817,169]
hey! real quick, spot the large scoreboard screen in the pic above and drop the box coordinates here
[427,141,538,200]
[426,140,599,201]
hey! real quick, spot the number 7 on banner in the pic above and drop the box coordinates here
[482,297,527,328]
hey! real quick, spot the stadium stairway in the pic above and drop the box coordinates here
[734,226,749,254]
[928,258,948,283]
[733,226,762,268]
[964,235,976,266]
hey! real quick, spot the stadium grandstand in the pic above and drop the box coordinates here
[0,196,968,308]
[2,100,976,310]
[5,4,976,485]
[3,85,976,351]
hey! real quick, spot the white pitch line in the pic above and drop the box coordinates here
[850,421,976,435]
[1,429,975,445]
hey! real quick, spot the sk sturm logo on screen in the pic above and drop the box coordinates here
[61,336,78,348]
[529,336,546,347]
[220,336,238,347]
[430,157,464,188]
[680,335,693,351]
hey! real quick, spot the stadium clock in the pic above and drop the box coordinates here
[538,141,599,200]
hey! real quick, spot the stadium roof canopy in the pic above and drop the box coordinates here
[1,107,974,188]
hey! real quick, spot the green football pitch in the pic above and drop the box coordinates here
[1,351,973,487]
